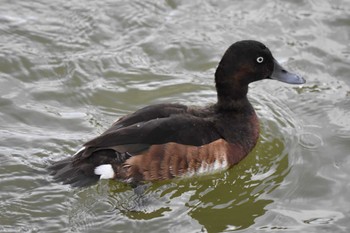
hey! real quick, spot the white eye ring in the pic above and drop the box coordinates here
[256,57,264,63]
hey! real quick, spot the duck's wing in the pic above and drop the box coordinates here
[76,103,189,159]
[105,103,188,133]
[75,113,222,161]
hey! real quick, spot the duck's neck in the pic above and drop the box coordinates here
[215,81,252,111]
[214,61,255,112]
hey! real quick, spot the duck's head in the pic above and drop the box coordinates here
[215,40,305,102]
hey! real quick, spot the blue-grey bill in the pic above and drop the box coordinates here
[271,59,305,84]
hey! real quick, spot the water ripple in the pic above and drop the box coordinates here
[1,0,350,232]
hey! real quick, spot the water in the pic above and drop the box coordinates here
[0,0,349,232]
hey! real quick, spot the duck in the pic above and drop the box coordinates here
[49,40,305,187]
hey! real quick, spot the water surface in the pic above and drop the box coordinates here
[0,0,349,232]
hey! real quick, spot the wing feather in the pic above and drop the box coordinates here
[70,103,223,162]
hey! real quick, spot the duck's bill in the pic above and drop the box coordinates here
[270,59,305,84]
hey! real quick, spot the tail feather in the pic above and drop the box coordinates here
[49,149,128,187]
[49,157,99,187]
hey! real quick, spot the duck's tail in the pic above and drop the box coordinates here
[49,156,100,187]
[49,149,131,187]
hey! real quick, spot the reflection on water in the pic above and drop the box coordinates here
[1,0,350,232]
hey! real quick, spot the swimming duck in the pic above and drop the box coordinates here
[50,40,305,187]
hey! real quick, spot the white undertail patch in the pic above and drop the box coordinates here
[94,164,115,179]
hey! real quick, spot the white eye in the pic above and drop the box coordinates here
[256,57,264,63]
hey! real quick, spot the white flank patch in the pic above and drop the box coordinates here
[181,158,229,178]
[73,146,86,156]
[94,164,115,179]
[196,159,229,175]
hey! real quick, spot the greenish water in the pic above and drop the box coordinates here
[0,0,349,232]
